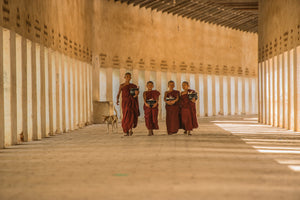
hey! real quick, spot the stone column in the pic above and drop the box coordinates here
[144,70,150,83]
[288,50,294,130]
[248,77,253,115]
[92,55,100,101]
[195,73,200,116]
[295,46,300,131]
[219,75,224,115]
[73,59,78,128]
[10,31,17,144]
[55,52,62,133]
[0,27,4,148]
[176,72,181,91]
[61,54,67,132]
[258,63,262,122]
[21,37,28,141]
[269,59,273,125]
[263,61,267,124]
[31,42,39,139]
[234,76,239,115]
[279,54,284,128]
[106,67,113,101]
[227,76,231,115]
[86,64,91,123]
[83,63,87,124]
[78,62,83,127]
[156,70,162,120]
[48,49,55,135]
[273,57,278,126]
[211,75,216,116]
[66,57,73,131]
[283,52,288,128]
[40,45,47,137]
[203,74,208,116]
[2,29,12,146]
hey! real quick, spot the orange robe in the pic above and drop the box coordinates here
[165,90,180,134]
[180,89,198,131]
[121,83,140,133]
[143,90,160,130]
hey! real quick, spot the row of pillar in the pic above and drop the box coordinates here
[0,27,93,148]
[258,46,300,131]
[94,64,258,121]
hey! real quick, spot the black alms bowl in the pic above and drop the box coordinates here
[146,99,157,108]
[166,97,176,101]
[188,92,198,100]
[130,88,139,96]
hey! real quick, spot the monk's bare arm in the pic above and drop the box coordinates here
[143,91,150,107]
[174,93,179,102]
[163,91,168,102]
[143,91,147,103]
[116,84,123,105]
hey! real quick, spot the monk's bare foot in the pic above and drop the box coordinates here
[187,131,192,136]
[129,129,133,136]
[148,130,152,136]
[124,132,129,136]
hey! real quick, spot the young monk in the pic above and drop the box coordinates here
[143,81,160,136]
[164,80,180,135]
[180,81,198,135]
[116,72,140,136]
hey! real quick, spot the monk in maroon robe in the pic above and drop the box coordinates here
[143,81,160,136]
[117,72,140,136]
[180,81,198,135]
[164,80,180,135]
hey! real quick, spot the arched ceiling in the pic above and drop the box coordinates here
[115,0,258,33]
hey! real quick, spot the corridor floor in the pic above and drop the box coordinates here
[1,115,300,200]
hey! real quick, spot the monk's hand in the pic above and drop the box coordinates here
[191,97,196,103]
[145,103,150,108]
[153,102,158,108]
[134,90,139,98]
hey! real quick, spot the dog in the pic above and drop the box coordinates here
[103,114,118,133]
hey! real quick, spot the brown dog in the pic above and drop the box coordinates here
[103,115,118,133]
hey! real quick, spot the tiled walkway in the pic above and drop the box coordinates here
[0,115,300,200]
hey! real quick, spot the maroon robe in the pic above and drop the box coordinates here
[165,90,180,134]
[143,90,160,130]
[180,89,198,131]
[121,83,140,133]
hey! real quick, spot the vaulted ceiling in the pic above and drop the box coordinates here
[115,0,258,33]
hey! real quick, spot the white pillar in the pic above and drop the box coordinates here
[105,67,114,102]
[156,70,162,120]
[0,27,4,148]
[203,74,208,116]
[55,52,62,133]
[40,45,47,137]
[227,76,231,115]
[219,75,224,115]
[279,54,284,128]
[176,72,181,91]
[21,37,28,141]
[10,31,18,144]
[258,63,262,122]
[3,29,12,146]
[211,75,216,116]
[295,46,300,131]
[195,73,200,116]
[288,49,294,130]
[283,52,288,128]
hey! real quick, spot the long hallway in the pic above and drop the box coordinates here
[1,116,300,200]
